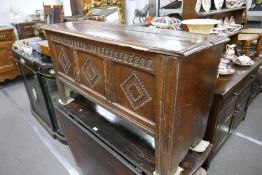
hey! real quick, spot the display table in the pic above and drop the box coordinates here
[204,58,262,167]
[43,20,228,175]
[12,49,66,143]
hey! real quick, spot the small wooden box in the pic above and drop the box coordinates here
[38,40,51,57]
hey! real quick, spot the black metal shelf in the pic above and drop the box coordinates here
[197,6,247,17]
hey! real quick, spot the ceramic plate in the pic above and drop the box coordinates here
[219,67,235,75]
[195,0,202,13]
[232,59,254,66]
[214,0,224,10]
[202,0,211,12]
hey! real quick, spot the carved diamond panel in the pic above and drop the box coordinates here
[82,58,101,87]
[120,71,152,110]
[58,48,71,73]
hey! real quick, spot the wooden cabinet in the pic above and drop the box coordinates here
[44,20,228,175]
[12,49,66,143]
[11,21,44,39]
[0,27,19,82]
[204,59,262,167]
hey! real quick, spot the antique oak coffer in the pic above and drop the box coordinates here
[43,21,229,175]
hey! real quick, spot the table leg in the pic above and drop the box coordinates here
[255,34,262,57]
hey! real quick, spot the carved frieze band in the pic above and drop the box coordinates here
[51,35,154,72]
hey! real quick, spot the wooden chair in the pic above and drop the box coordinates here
[43,3,64,24]
[240,28,262,57]
[238,33,260,57]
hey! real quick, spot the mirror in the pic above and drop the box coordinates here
[84,0,125,24]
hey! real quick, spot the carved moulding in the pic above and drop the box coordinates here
[51,35,154,72]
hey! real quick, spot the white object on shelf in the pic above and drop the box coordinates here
[190,140,210,152]
[202,0,211,12]
[159,8,183,16]
[182,19,220,34]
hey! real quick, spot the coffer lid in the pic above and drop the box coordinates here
[0,26,14,31]
[42,20,229,57]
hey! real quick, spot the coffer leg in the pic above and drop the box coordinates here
[57,80,74,105]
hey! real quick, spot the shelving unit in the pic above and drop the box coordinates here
[182,1,247,42]
[157,0,183,16]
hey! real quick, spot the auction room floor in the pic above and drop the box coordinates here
[0,79,261,175]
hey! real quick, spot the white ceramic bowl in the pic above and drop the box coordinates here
[182,19,221,34]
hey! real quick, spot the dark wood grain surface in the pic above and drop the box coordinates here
[42,20,228,57]
[204,58,262,168]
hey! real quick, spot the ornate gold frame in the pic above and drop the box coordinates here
[91,0,125,24]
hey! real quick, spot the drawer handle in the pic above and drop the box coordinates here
[0,34,6,40]
[235,104,241,114]
[49,69,55,75]
[249,74,256,78]
[20,58,25,64]
[233,92,238,96]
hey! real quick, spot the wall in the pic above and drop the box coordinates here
[125,0,149,24]
[0,0,61,27]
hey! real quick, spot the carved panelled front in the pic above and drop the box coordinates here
[54,44,75,80]
[51,34,156,131]
[74,51,105,98]
[113,63,156,124]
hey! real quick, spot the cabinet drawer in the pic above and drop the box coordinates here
[213,114,233,153]
[219,97,236,123]
[56,107,142,175]
[232,85,252,131]
[0,31,14,42]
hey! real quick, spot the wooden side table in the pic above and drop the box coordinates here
[238,33,259,57]
[241,28,262,57]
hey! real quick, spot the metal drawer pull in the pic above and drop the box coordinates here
[249,74,256,78]
[235,104,241,114]
[233,92,238,96]
[20,58,25,64]
[0,34,6,40]
[49,69,55,75]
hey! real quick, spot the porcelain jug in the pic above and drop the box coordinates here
[225,44,236,59]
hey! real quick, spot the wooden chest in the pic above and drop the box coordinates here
[204,59,262,167]
[43,21,228,175]
[0,27,19,82]
[11,21,44,39]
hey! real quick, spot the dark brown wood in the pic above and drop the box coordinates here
[204,59,262,168]
[43,20,228,175]
[55,96,212,175]
[11,21,45,39]
[0,27,19,82]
